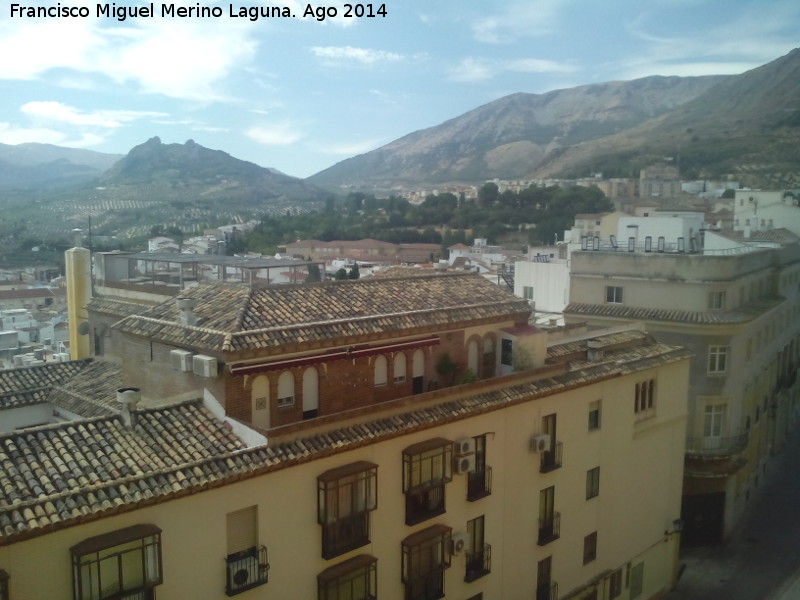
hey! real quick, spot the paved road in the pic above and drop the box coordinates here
[668,426,800,600]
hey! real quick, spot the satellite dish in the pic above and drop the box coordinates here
[78,322,91,335]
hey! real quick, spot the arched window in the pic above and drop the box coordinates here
[394,353,407,383]
[467,339,479,375]
[303,367,319,418]
[277,371,295,407]
[374,356,388,387]
[251,375,270,428]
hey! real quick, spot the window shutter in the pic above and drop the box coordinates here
[227,506,257,555]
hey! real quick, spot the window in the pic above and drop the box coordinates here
[634,379,656,419]
[467,434,491,501]
[708,346,729,374]
[226,507,268,595]
[588,400,601,431]
[317,554,377,600]
[708,291,726,310]
[0,570,7,600]
[403,438,453,525]
[71,524,162,600]
[401,525,451,600]
[394,352,407,383]
[523,286,534,300]
[465,516,490,582]
[629,563,644,599]
[538,486,559,545]
[318,462,378,559]
[374,356,388,387]
[583,532,597,564]
[277,371,295,407]
[586,467,600,499]
[605,286,623,304]
[609,569,623,599]
[500,338,513,366]
[703,404,726,448]
[536,556,554,600]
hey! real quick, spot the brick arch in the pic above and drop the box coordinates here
[481,332,498,378]
[465,334,482,376]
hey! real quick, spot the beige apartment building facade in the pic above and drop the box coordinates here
[565,242,800,545]
[1,270,691,600]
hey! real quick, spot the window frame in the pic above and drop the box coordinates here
[708,346,730,374]
[588,400,601,431]
[609,568,623,599]
[634,379,656,420]
[605,286,623,304]
[401,525,452,600]
[586,467,600,500]
[374,355,388,387]
[318,461,378,559]
[583,532,597,565]
[403,438,453,526]
[317,554,377,600]
[70,524,163,600]
[708,291,726,310]
[0,569,7,600]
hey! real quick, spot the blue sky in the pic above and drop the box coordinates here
[0,0,798,178]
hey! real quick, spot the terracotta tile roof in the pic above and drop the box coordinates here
[0,331,689,545]
[47,361,123,418]
[564,298,784,325]
[113,273,531,352]
[0,400,248,544]
[0,360,93,410]
[0,288,62,301]
[87,297,150,318]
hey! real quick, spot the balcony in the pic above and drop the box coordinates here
[464,544,491,582]
[537,512,561,546]
[536,582,558,600]
[539,442,563,473]
[405,484,445,526]
[322,512,370,559]
[685,433,748,458]
[225,545,269,596]
[467,467,492,501]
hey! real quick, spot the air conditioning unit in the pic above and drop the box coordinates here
[192,354,218,378]
[226,550,262,594]
[455,438,475,456]
[531,434,551,453]
[451,532,469,555]
[454,453,476,474]
[170,349,193,372]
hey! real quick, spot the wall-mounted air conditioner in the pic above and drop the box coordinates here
[193,354,218,378]
[530,434,551,453]
[170,349,193,372]
[451,532,469,555]
[454,454,476,474]
[455,438,475,456]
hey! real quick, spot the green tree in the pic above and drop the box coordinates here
[335,268,348,280]
[348,264,360,279]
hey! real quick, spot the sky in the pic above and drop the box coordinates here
[0,0,798,179]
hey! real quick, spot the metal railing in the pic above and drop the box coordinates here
[685,433,748,458]
[537,512,561,546]
[540,442,563,473]
[467,466,492,501]
[464,544,492,582]
[225,545,269,596]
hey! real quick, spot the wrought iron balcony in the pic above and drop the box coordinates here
[685,433,748,458]
[464,544,491,582]
[322,512,370,559]
[537,512,561,546]
[225,545,269,596]
[536,581,558,600]
[539,442,563,473]
[467,466,492,501]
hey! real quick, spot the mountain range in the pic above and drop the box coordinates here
[310,48,800,190]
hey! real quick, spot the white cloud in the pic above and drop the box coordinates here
[506,58,578,74]
[0,123,105,147]
[448,58,493,83]
[310,46,403,66]
[320,139,386,155]
[246,123,304,145]
[21,101,166,128]
[0,11,257,101]
[471,0,563,43]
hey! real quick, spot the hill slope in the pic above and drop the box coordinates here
[0,143,122,190]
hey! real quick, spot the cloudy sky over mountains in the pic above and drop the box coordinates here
[0,0,798,178]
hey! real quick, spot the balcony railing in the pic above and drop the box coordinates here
[225,545,269,596]
[536,581,558,600]
[685,433,748,458]
[464,544,491,582]
[537,512,561,546]
[467,466,492,501]
[322,512,370,559]
[539,442,563,473]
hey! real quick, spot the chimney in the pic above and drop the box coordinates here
[72,228,84,248]
[116,387,141,429]
[176,297,197,326]
[586,339,604,362]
